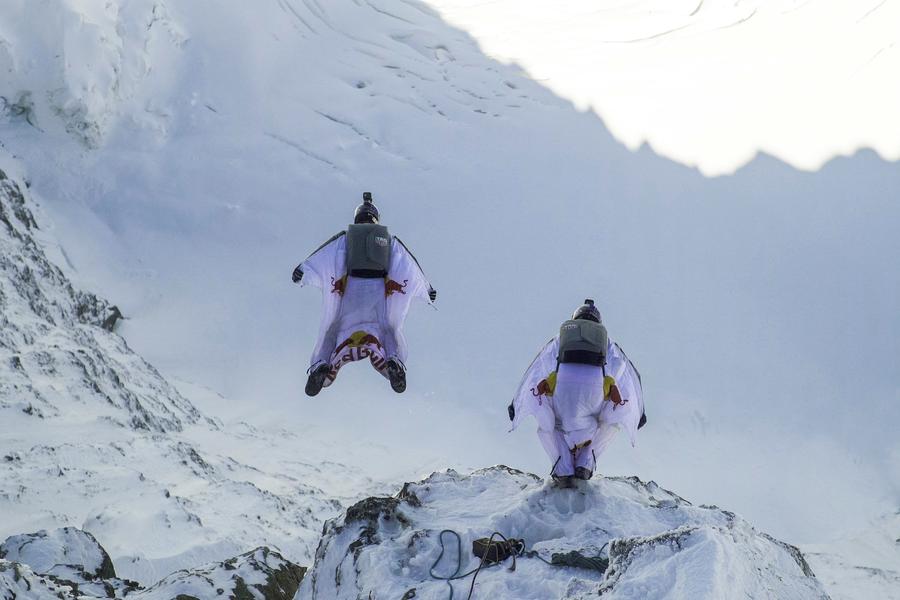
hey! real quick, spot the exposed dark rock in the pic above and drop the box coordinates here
[101,305,123,331]
[0,529,306,600]
[249,547,307,600]
[1,527,116,580]
[233,578,254,600]
[472,464,542,481]
[345,496,404,527]
[600,527,696,593]
[0,559,83,599]
[0,528,140,598]
[144,546,306,600]
[0,93,39,128]
[397,482,422,507]
[762,532,817,578]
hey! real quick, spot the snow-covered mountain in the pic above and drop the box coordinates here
[0,159,197,431]
[0,472,837,600]
[300,466,828,599]
[0,158,365,585]
[1,0,898,599]
[0,527,306,599]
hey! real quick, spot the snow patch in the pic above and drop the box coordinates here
[0,0,183,146]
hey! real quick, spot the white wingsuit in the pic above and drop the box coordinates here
[509,332,644,478]
[298,232,433,388]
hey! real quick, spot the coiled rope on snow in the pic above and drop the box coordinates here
[428,529,609,600]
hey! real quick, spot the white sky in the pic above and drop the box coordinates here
[426,0,900,175]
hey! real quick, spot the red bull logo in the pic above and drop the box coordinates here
[332,331,384,356]
[331,275,347,296]
[531,372,557,403]
[328,330,389,380]
[385,278,408,297]
[531,378,553,398]
[607,383,628,410]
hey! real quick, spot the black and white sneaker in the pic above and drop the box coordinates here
[385,359,407,393]
[305,363,331,397]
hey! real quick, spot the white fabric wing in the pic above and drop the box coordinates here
[510,337,559,432]
[388,238,432,303]
[597,341,644,446]
[300,233,347,368]
[385,236,432,362]
[384,237,433,363]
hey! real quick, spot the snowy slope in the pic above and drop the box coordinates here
[0,156,366,584]
[0,159,198,431]
[298,466,828,599]
[0,0,184,148]
[803,510,900,600]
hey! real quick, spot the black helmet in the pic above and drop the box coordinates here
[573,298,601,323]
[354,191,379,224]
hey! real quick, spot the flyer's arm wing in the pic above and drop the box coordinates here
[602,341,644,444]
[300,231,346,289]
[509,337,559,430]
[392,237,432,303]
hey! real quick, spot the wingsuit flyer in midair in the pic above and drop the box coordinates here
[292,192,436,397]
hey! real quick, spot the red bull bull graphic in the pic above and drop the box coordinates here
[384,278,408,297]
[531,371,557,405]
[606,383,628,410]
[531,378,553,398]
[331,275,347,296]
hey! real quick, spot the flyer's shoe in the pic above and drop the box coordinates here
[385,359,407,393]
[305,363,331,397]
[575,467,593,481]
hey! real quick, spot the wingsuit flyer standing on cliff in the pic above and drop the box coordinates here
[292,193,436,396]
[508,300,646,488]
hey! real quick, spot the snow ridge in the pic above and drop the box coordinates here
[0,165,199,431]
[298,466,829,599]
